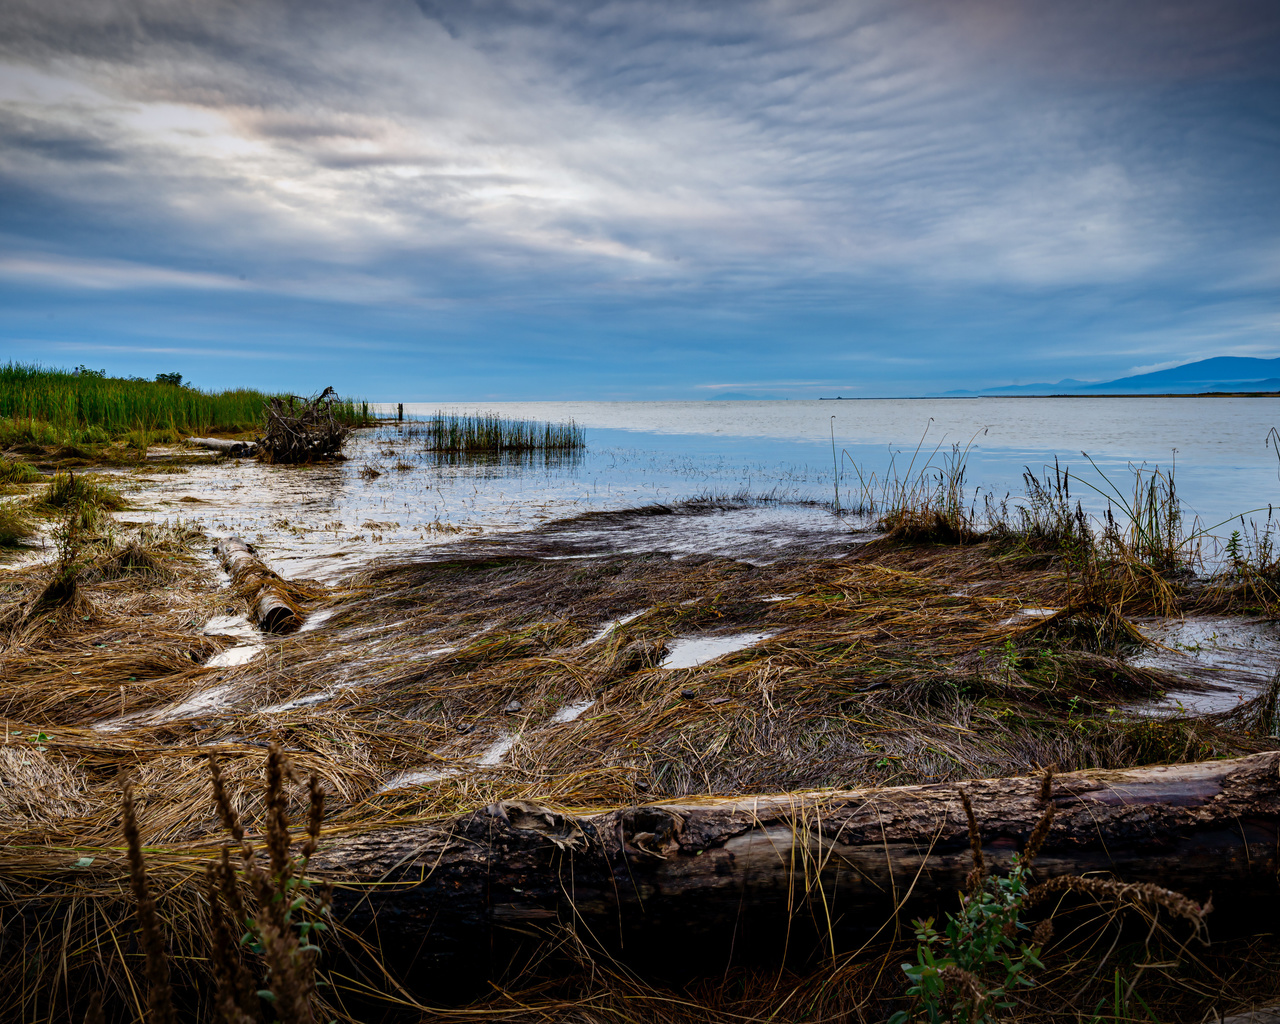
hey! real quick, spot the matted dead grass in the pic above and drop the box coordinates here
[2,501,1279,1021]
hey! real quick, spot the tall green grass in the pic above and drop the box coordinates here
[0,363,370,444]
[409,412,584,452]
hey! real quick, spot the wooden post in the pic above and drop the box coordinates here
[397,403,403,422]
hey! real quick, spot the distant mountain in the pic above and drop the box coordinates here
[712,391,789,400]
[937,356,1280,397]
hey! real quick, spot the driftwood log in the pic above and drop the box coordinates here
[258,387,347,463]
[213,536,300,633]
[187,437,256,456]
[318,754,1280,988]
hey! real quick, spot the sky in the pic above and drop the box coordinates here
[0,0,1278,400]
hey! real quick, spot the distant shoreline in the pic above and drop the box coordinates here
[816,391,1280,400]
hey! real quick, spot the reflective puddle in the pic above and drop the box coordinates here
[1131,616,1280,715]
[661,632,775,670]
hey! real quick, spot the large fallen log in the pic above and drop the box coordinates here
[187,436,256,456]
[318,754,1280,987]
[213,536,300,633]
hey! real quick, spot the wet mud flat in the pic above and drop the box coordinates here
[4,498,1280,1019]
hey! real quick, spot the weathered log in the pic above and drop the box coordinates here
[213,536,300,633]
[317,754,1280,987]
[187,436,256,456]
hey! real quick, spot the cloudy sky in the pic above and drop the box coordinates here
[1,0,1277,399]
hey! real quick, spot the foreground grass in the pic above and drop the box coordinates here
[1,484,1278,1020]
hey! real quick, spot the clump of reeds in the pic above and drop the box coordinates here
[37,470,125,514]
[412,411,584,452]
[0,457,41,484]
[843,429,982,543]
[0,500,34,546]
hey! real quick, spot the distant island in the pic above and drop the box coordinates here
[933,355,1280,397]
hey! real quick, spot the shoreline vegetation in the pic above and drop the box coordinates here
[2,392,1280,1021]
[412,411,585,452]
[0,362,372,463]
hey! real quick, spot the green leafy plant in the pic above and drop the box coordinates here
[889,791,1049,1024]
[890,777,1208,1024]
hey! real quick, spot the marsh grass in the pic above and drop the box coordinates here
[0,501,34,546]
[38,470,126,514]
[843,426,983,543]
[1,475,1279,1019]
[0,362,371,451]
[0,457,42,484]
[407,411,585,452]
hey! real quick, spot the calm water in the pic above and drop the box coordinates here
[114,397,1278,579]
[401,397,1280,531]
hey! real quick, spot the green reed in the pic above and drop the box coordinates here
[0,363,370,443]
[411,412,585,452]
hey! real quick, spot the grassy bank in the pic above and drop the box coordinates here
[0,362,371,448]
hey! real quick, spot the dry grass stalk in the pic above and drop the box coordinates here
[122,780,176,1024]
[1026,874,1209,930]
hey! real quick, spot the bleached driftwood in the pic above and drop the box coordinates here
[187,437,256,456]
[213,536,300,633]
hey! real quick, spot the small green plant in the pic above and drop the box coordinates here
[1000,639,1018,679]
[1226,529,1245,571]
[890,779,1207,1024]
[1089,968,1158,1023]
[889,791,1049,1024]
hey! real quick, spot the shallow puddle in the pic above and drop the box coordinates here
[1131,616,1280,714]
[116,426,859,580]
[478,733,518,767]
[378,767,457,791]
[297,608,336,633]
[661,632,775,670]
[549,700,595,724]
[205,645,263,668]
[95,681,238,732]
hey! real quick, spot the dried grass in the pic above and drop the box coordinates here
[1,492,1278,1020]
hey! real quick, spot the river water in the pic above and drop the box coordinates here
[112,396,1278,580]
